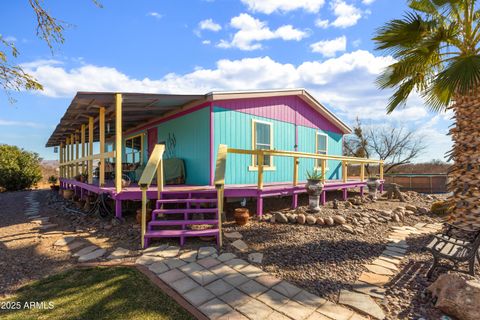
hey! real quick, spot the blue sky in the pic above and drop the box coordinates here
[0,0,452,161]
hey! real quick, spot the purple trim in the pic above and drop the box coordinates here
[209,102,214,185]
[125,102,211,135]
[115,200,122,218]
[215,96,343,134]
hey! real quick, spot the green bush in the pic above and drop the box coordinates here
[0,145,42,191]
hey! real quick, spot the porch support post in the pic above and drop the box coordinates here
[75,131,79,176]
[60,142,64,179]
[360,186,364,197]
[343,161,348,183]
[256,194,263,216]
[360,163,365,182]
[342,188,348,201]
[88,117,94,184]
[70,134,74,178]
[66,137,70,178]
[321,190,326,205]
[321,159,327,183]
[115,93,123,194]
[293,157,298,186]
[257,150,264,190]
[99,106,106,187]
[81,124,86,174]
[292,193,298,209]
[115,199,122,218]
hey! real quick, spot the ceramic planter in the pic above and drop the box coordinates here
[306,179,324,213]
[234,208,250,226]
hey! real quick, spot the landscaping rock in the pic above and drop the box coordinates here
[428,272,480,320]
[324,217,334,226]
[297,214,306,225]
[78,248,106,262]
[107,247,132,259]
[72,245,98,257]
[224,231,243,240]
[341,224,355,234]
[333,215,346,225]
[417,207,429,214]
[288,214,297,223]
[316,217,325,225]
[275,212,288,224]
[392,214,400,222]
[54,236,76,247]
[306,215,316,225]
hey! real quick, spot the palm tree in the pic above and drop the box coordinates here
[373,0,480,231]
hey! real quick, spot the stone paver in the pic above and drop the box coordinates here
[217,310,249,320]
[239,265,266,278]
[59,241,85,252]
[210,264,237,278]
[351,281,386,299]
[206,279,234,296]
[223,271,250,287]
[255,275,282,288]
[382,250,404,259]
[158,269,186,283]
[78,248,106,262]
[199,298,233,319]
[161,246,180,258]
[38,223,58,230]
[170,276,199,294]
[107,247,132,259]
[73,245,98,257]
[190,269,218,286]
[224,231,243,240]
[236,298,273,320]
[224,258,249,270]
[278,299,315,320]
[364,264,395,276]
[272,281,302,298]
[184,286,215,307]
[306,311,336,320]
[198,257,222,269]
[148,261,169,274]
[317,301,354,320]
[378,255,401,265]
[136,254,164,266]
[292,290,327,309]
[220,288,253,308]
[164,258,187,269]
[257,290,289,309]
[217,252,236,262]
[179,250,198,262]
[198,246,217,259]
[143,245,169,256]
[179,262,204,275]
[358,272,390,287]
[385,246,406,254]
[238,279,268,298]
[231,239,249,252]
[248,252,263,264]
[338,290,385,320]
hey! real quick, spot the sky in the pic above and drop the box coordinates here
[0,0,452,161]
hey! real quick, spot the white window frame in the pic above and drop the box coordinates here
[249,119,276,171]
[315,132,329,171]
[124,133,144,165]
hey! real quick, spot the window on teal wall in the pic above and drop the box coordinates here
[315,132,328,169]
[251,119,274,169]
[125,135,143,165]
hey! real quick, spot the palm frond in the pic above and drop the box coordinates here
[435,54,480,95]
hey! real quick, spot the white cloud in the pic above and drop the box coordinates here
[202,40,211,45]
[330,0,362,28]
[310,36,347,57]
[147,12,163,19]
[240,0,325,14]
[3,36,17,43]
[198,19,222,32]
[0,118,47,128]
[362,0,376,4]
[217,13,308,50]
[315,19,330,28]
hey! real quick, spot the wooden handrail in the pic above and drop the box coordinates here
[138,144,165,248]
[58,151,116,166]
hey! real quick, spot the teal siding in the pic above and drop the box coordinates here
[156,108,210,185]
[127,108,210,185]
[213,107,343,184]
[297,126,342,180]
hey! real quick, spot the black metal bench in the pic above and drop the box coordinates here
[426,223,480,279]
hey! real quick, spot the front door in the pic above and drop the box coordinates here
[147,127,158,157]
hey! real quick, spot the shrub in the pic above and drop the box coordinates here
[0,145,42,191]
[431,200,453,216]
[48,175,58,185]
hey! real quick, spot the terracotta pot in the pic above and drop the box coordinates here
[63,189,74,200]
[136,208,152,224]
[234,208,250,226]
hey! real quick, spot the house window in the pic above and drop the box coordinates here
[250,119,275,170]
[316,132,328,169]
[125,134,143,165]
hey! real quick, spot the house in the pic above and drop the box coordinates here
[47,89,383,247]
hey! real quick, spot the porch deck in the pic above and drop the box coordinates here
[60,178,382,218]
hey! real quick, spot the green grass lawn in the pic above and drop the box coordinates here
[0,267,194,320]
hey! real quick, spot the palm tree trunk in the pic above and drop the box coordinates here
[446,92,480,231]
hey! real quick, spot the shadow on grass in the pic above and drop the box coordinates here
[0,266,194,320]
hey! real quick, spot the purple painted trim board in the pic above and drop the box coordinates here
[215,95,343,134]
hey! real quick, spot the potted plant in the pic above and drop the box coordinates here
[48,175,59,191]
[234,208,250,226]
[306,169,324,213]
[366,175,381,200]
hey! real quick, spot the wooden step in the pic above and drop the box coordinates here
[157,198,218,204]
[152,208,218,215]
[144,229,219,238]
[148,219,218,227]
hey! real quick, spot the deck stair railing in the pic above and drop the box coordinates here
[138,144,226,248]
[216,145,384,190]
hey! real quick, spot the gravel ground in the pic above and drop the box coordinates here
[223,191,454,318]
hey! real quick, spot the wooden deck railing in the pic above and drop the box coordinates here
[215,145,384,190]
[138,144,165,248]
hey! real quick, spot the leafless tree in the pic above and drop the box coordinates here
[1,0,101,103]
[344,119,427,174]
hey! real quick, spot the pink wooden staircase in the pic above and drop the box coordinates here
[143,191,220,248]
